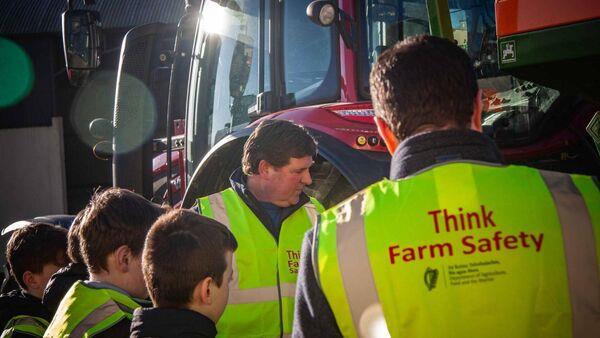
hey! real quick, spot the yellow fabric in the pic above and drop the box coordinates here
[318,163,600,338]
[1,315,48,338]
[199,189,321,337]
[44,281,139,338]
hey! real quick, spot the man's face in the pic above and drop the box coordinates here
[264,156,313,207]
[213,251,234,321]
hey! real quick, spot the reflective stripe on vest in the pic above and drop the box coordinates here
[44,281,140,337]
[1,316,49,338]
[317,163,600,338]
[198,188,321,337]
[540,170,600,337]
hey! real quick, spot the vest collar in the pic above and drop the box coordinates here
[82,281,151,308]
[390,129,504,180]
[83,281,131,296]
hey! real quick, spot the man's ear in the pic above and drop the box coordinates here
[374,116,400,155]
[470,89,483,132]
[192,277,213,306]
[114,245,132,273]
[22,271,38,291]
[257,159,273,177]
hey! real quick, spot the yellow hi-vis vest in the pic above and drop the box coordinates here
[1,315,49,338]
[316,162,600,338]
[44,281,141,337]
[198,188,322,337]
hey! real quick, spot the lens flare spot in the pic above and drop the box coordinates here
[0,38,34,108]
[70,71,157,155]
[70,71,119,149]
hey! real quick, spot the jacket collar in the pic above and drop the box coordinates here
[229,168,310,240]
[390,129,504,179]
[131,307,216,337]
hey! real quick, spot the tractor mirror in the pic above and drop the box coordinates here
[61,9,103,86]
[307,1,338,27]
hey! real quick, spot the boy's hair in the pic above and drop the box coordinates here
[370,35,478,140]
[6,223,69,290]
[79,188,163,274]
[242,119,317,175]
[67,209,86,263]
[143,209,238,308]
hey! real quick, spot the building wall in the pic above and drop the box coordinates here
[0,117,67,227]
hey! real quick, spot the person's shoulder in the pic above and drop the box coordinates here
[0,290,49,329]
[90,317,131,338]
[529,167,599,193]
[42,264,88,309]
[0,290,34,309]
[561,171,599,187]
[305,197,324,213]
[323,179,389,213]
[205,187,235,198]
[0,289,22,302]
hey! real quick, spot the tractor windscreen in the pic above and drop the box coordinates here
[186,0,338,179]
[358,0,561,147]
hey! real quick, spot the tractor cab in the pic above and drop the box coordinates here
[182,0,600,208]
[60,0,599,207]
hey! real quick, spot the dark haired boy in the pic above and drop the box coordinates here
[130,209,238,338]
[45,188,163,338]
[42,209,90,315]
[0,223,69,337]
[195,119,323,337]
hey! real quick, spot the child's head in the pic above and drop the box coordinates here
[143,209,238,322]
[66,208,87,264]
[79,188,163,298]
[6,223,69,298]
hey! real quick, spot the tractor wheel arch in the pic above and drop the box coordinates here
[182,126,389,209]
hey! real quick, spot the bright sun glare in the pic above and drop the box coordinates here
[200,1,231,35]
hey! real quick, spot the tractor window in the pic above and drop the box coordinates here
[187,0,266,177]
[445,0,561,146]
[282,0,339,107]
[358,0,429,96]
[358,0,561,147]
[200,0,260,145]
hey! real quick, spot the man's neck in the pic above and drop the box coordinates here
[246,176,272,203]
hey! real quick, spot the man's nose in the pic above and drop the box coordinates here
[301,170,312,186]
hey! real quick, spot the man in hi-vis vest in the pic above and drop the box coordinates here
[197,119,323,337]
[293,35,600,338]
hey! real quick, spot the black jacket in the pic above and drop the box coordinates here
[0,289,50,333]
[42,262,89,316]
[292,129,504,337]
[130,307,217,338]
